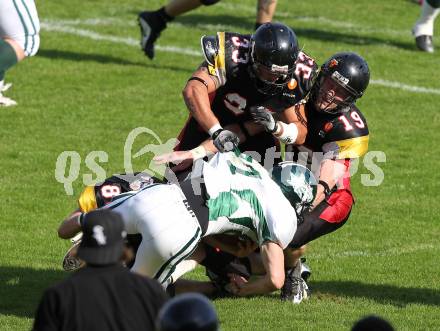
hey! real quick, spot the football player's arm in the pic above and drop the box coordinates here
[278,103,308,145]
[250,103,307,145]
[57,209,83,239]
[229,241,285,296]
[154,122,249,168]
[182,63,221,134]
[311,159,348,209]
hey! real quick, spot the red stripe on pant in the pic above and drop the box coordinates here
[319,189,354,223]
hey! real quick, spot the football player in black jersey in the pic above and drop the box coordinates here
[249,51,370,302]
[59,173,162,271]
[154,22,317,174]
[169,52,370,302]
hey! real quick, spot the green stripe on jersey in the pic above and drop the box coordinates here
[12,0,28,52]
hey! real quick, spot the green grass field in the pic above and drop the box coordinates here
[1,0,439,329]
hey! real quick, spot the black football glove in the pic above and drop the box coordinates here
[250,106,277,133]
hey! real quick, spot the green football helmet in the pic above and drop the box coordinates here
[271,162,318,213]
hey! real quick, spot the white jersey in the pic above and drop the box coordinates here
[202,151,297,249]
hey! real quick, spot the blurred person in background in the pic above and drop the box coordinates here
[156,293,219,331]
[0,0,40,106]
[413,0,440,52]
[138,0,278,59]
[34,209,167,331]
[351,315,395,331]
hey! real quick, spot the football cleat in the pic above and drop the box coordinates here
[300,257,312,282]
[0,94,17,107]
[138,11,166,59]
[62,241,85,271]
[280,260,311,304]
[0,81,17,107]
[415,35,434,53]
[62,233,85,271]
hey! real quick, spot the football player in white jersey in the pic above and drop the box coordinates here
[0,0,40,106]
[58,150,316,296]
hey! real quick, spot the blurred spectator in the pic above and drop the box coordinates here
[33,209,167,331]
[156,293,219,331]
[138,0,277,59]
[351,315,395,331]
[412,0,440,52]
[0,0,40,106]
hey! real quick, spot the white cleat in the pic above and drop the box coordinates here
[0,81,12,92]
[0,94,17,107]
[0,81,17,106]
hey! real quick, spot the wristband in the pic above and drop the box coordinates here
[190,145,208,160]
[208,124,223,137]
[274,122,298,144]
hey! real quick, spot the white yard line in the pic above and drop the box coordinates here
[41,22,201,57]
[40,20,440,95]
[312,243,436,260]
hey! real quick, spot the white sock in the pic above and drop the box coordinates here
[169,259,199,282]
[413,1,440,37]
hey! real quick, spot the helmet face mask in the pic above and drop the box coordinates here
[271,162,317,214]
[250,22,299,95]
[312,52,370,114]
[314,74,356,113]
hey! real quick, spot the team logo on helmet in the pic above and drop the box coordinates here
[332,71,349,85]
[329,58,338,68]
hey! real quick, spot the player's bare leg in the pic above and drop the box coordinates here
[255,0,277,29]
[138,0,219,59]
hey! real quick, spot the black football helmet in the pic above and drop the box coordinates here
[250,22,299,95]
[312,52,370,114]
[156,293,219,331]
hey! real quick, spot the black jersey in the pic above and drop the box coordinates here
[286,103,369,174]
[175,32,317,155]
[78,173,161,212]
[204,32,317,126]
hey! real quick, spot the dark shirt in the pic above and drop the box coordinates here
[33,264,168,331]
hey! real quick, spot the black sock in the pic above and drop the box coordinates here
[254,22,264,30]
[157,7,175,22]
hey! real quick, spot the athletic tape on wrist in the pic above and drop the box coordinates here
[274,122,298,144]
[208,124,223,137]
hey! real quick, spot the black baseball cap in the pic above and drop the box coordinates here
[77,209,127,265]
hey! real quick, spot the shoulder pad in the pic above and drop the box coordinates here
[201,35,218,66]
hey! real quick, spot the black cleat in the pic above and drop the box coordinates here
[415,35,434,53]
[138,11,166,59]
[280,261,311,304]
[300,257,312,282]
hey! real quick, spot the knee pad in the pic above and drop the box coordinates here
[200,0,221,6]
[427,0,440,8]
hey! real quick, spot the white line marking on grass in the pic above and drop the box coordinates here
[313,243,436,260]
[41,21,440,95]
[371,79,440,95]
[40,22,201,57]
